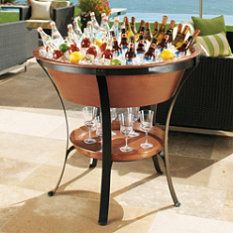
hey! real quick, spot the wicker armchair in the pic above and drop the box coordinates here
[19,2,74,37]
[155,31,233,134]
[0,21,38,75]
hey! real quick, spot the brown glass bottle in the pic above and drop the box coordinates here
[136,34,146,54]
[125,36,136,64]
[137,20,145,34]
[144,22,152,41]
[178,29,200,53]
[110,30,122,55]
[173,24,190,49]
[144,37,158,61]
[153,21,159,37]
[156,15,168,42]
[130,16,137,34]
[166,20,175,43]
[119,26,128,49]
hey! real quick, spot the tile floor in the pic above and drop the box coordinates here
[0,61,233,232]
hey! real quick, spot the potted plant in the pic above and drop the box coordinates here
[78,0,111,29]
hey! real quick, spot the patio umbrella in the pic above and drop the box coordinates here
[199,0,203,18]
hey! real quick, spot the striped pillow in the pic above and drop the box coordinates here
[196,32,232,57]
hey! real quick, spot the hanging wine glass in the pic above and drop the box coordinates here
[127,107,140,137]
[82,106,98,144]
[139,109,154,149]
[118,112,134,152]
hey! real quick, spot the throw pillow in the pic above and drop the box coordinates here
[30,0,52,20]
[196,32,232,57]
[192,15,225,36]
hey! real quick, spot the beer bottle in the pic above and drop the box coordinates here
[110,30,122,55]
[153,21,159,37]
[166,20,175,43]
[156,15,168,43]
[157,34,169,50]
[119,26,128,50]
[137,20,145,34]
[144,37,158,61]
[124,16,134,40]
[136,34,146,54]
[130,16,137,34]
[144,22,152,42]
[178,29,200,53]
[125,36,136,64]
[173,24,190,49]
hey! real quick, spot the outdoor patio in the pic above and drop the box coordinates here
[0,60,233,232]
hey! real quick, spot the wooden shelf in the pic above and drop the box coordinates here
[70,123,164,162]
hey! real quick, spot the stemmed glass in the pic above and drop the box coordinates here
[118,113,134,152]
[127,107,140,137]
[96,116,103,152]
[139,110,154,149]
[110,108,117,136]
[82,106,98,144]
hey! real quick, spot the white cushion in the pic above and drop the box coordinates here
[30,0,51,20]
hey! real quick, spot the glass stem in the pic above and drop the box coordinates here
[145,131,149,144]
[125,136,128,148]
[88,126,92,140]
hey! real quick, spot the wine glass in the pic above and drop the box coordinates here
[139,110,154,149]
[118,113,134,152]
[96,116,102,152]
[127,107,140,137]
[100,108,117,136]
[82,106,98,144]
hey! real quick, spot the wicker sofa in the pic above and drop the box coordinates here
[155,31,233,134]
[0,21,38,75]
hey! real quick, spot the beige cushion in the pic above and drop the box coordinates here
[30,0,52,20]
[26,19,53,29]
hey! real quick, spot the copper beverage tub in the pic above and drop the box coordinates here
[34,48,200,107]
[34,47,200,225]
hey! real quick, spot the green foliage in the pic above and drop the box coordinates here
[0,12,19,24]
[2,0,16,3]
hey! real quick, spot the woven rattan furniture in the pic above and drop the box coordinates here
[19,3,75,37]
[156,31,233,134]
[0,21,38,75]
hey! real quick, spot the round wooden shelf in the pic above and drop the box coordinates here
[70,122,164,162]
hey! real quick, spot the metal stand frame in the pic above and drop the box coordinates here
[36,53,199,225]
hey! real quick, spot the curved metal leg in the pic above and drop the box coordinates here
[152,154,163,175]
[38,60,73,196]
[96,75,113,225]
[163,68,196,207]
[89,158,98,168]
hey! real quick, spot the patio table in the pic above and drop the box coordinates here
[34,47,200,225]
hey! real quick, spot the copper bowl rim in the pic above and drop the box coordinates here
[33,46,201,71]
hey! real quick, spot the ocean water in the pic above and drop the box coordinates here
[13,0,233,24]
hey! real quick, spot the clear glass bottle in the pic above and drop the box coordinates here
[50,22,64,47]
[67,24,79,45]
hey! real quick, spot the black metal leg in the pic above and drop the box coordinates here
[38,60,74,196]
[96,75,113,225]
[89,158,98,168]
[162,67,196,207]
[152,154,163,175]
